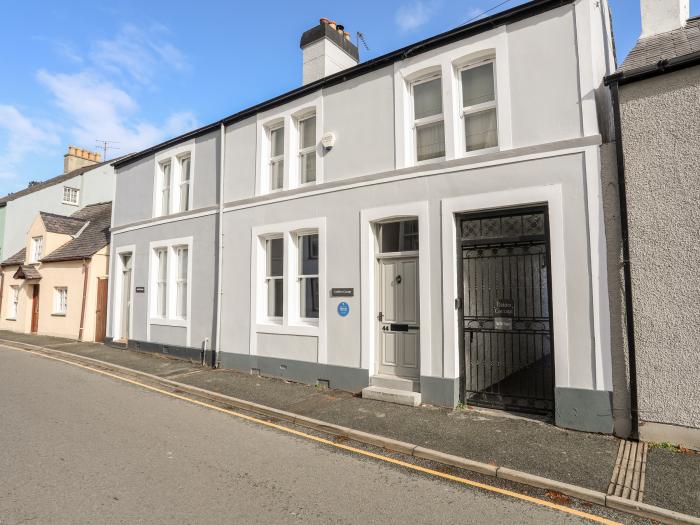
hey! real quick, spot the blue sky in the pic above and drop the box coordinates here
[1,0,698,193]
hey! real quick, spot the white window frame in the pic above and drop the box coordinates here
[458,58,499,156]
[153,142,195,218]
[147,236,193,345]
[7,285,19,320]
[267,122,285,193]
[62,186,80,206]
[31,236,43,263]
[294,230,320,326]
[250,218,327,362]
[411,74,446,165]
[53,287,68,315]
[263,235,284,323]
[255,93,323,195]
[177,154,192,213]
[297,112,317,186]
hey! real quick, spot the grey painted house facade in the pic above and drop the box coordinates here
[605,1,700,448]
[108,0,622,433]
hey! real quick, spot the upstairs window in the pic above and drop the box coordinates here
[298,233,319,320]
[269,125,284,191]
[298,115,316,185]
[265,237,284,319]
[63,186,80,205]
[53,287,68,315]
[31,236,43,263]
[379,219,419,253]
[412,76,445,162]
[159,162,171,216]
[460,61,498,152]
[178,156,191,212]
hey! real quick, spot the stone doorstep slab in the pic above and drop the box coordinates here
[361,385,421,407]
[1,338,699,525]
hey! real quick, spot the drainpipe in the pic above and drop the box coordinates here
[78,258,90,341]
[213,123,226,368]
[609,81,639,439]
[0,270,4,318]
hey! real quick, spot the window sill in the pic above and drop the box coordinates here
[148,317,188,328]
[5,317,16,321]
[51,313,66,317]
[62,201,79,207]
[255,323,319,337]
[459,146,500,159]
[414,156,446,168]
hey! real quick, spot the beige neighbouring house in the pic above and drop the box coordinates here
[0,202,112,342]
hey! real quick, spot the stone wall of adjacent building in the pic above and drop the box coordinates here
[618,65,700,442]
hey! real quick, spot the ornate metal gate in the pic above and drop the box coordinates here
[458,208,554,415]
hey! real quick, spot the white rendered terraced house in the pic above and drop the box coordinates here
[107,0,628,435]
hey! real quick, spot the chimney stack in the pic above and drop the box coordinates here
[300,18,359,85]
[640,0,689,38]
[64,145,102,173]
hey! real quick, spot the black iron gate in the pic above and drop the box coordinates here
[458,207,554,415]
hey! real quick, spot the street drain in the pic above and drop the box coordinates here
[608,440,647,502]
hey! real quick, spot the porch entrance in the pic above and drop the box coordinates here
[458,207,554,415]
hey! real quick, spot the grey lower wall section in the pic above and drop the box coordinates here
[219,352,369,392]
[555,387,613,434]
[420,376,459,407]
[105,337,213,365]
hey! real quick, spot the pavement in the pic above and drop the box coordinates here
[0,344,627,525]
[1,330,698,521]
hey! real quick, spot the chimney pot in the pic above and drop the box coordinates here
[300,18,359,85]
[329,21,337,30]
[320,17,330,25]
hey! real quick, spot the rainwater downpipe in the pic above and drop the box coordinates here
[78,258,90,341]
[213,123,226,368]
[610,81,639,439]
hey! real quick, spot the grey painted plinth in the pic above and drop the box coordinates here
[555,387,614,434]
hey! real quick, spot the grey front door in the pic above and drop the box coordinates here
[378,257,420,378]
[120,254,132,340]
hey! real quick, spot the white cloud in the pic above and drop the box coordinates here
[92,23,188,86]
[396,1,437,30]
[37,70,197,155]
[0,105,60,182]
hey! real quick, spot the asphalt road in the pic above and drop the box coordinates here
[0,345,608,525]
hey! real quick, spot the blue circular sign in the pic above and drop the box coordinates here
[337,301,350,317]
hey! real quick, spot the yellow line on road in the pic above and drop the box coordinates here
[7,345,621,525]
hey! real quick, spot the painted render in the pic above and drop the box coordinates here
[0,215,110,342]
[108,0,621,434]
[0,162,115,260]
[616,65,700,442]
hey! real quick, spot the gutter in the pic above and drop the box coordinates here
[607,80,639,439]
[604,50,700,86]
[213,123,226,368]
[113,0,573,169]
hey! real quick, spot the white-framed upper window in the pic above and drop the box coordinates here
[149,237,192,325]
[159,161,171,217]
[412,75,445,163]
[459,60,498,152]
[53,287,68,315]
[155,248,168,318]
[62,186,80,205]
[7,285,19,320]
[31,236,43,263]
[298,115,316,185]
[178,155,191,213]
[297,232,319,321]
[265,237,284,320]
[153,143,195,218]
[269,124,284,191]
[175,246,188,319]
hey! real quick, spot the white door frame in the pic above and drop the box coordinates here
[360,201,431,377]
[113,245,135,341]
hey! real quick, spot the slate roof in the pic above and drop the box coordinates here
[40,212,87,235]
[619,17,700,73]
[1,248,26,267]
[13,265,41,280]
[41,202,112,263]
